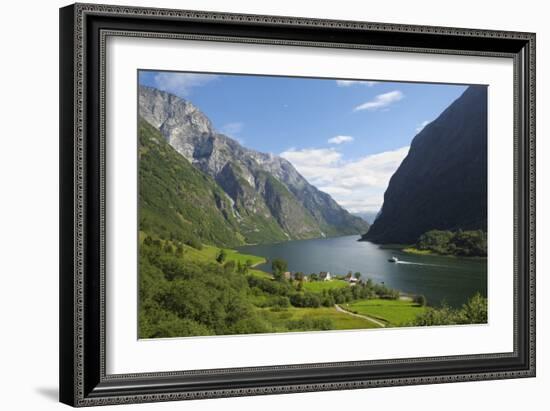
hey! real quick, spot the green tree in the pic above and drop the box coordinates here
[294,272,304,281]
[412,294,487,326]
[272,258,288,281]
[354,272,361,280]
[223,260,236,274]
[416,229,487,257]
[413,294,427,307]
[459,293,487,323]
[185,237,203,250]
[216,249,227,264]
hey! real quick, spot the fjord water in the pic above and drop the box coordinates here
[238,235,487,307]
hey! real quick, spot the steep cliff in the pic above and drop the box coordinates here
[363,86,487,244]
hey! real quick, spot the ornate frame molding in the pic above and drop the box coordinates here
[60,3,535,407]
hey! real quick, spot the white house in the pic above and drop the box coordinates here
[319,271,332,281]
[348,277,359,286]
[345,273,359,284]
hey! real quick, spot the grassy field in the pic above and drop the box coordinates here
[139,231,266,267]
[183,244,265,265]
[302,279,349,292]
[139,231,272,280]
[247,268,272,279]
[377,243,433,255]
[378,244,411,250]
[402,247,433,256]
[343,299,426,326]
[259,306,382,331]
[184,244,272,279]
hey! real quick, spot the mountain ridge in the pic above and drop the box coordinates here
[138,85,368,245]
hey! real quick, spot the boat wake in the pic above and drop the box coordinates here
[396,260,445,267]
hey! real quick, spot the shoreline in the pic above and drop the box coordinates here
[238,232,363,248]
[372,243,486,259]
[402,247,487,259]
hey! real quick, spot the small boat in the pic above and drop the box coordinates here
[388,256,399,263]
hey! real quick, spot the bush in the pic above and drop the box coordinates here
[272,258,288,281]
[248,276,292,296]
[321,294,335,307]
[216,249,227,263]
[412,294,487,326]
[223,260,236,274]
[185,237,203,250]
[289,292,321,308]
[411,305,458,326]
[459,293,487,323]
[413,295,427,307]
[267,296,290,309]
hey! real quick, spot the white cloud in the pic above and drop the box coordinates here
[354,90,404,112]
[336,80,378,87]
[153,72,218,97]
[220,122,244,136]
[415,120,430,133]
[328,135,354,145]
[281,146,410,213]
[280,148,342,170]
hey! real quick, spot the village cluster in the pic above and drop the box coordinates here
[281,271,361,284]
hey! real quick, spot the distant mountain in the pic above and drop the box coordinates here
[353,211,380,225]
[139,85,368,246]
[362,85,487,244]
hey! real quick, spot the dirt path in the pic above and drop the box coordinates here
[334,304,386,328]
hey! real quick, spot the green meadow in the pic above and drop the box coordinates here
[258,306,381,331]
[343,299,427,326]
[302,280,349,293]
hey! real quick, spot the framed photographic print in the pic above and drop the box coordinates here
[59,3,536,407]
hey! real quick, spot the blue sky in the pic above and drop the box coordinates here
[139,70,467,213]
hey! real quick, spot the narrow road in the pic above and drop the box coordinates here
[334,304,386,328]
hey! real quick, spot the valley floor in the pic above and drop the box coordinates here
[139,233,488,339]
[140,235,428,336]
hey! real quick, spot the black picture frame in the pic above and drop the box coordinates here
[59,3,536,407]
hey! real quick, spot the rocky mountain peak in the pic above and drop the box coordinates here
[139,86,214,160]
[138,84,369,243]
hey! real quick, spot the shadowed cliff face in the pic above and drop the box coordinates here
[363,85,488,244]
[139,85,368,245]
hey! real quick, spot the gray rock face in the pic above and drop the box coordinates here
[139,85,368,241]
[363,85,488,244]
[139,86,213,161]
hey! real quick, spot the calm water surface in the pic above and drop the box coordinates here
[237,235,487,307]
